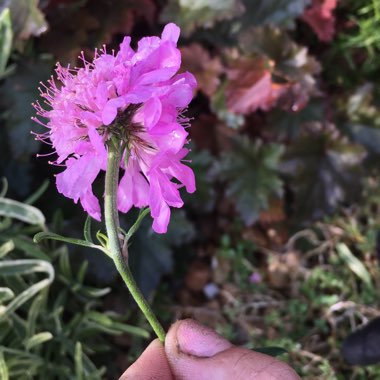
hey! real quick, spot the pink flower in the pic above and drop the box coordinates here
[33,23,196,233]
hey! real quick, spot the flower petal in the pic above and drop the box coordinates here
[56,154,101,202]
[80,189,101,221]
[161,23,180,44]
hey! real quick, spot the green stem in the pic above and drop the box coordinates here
[104,139,166,342]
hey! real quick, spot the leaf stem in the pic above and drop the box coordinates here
[104,139,166,342]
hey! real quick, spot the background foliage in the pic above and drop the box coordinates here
[1,0,380,378]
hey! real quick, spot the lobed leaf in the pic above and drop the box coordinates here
[214,136,284,225]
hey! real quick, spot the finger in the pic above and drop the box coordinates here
[165,319,300,380]
[119,339,174,380]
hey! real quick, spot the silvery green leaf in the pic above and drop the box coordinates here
[0,198,45,225]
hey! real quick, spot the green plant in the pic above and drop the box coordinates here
[0,183,149,379]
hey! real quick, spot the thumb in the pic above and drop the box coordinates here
[165,319,300,380]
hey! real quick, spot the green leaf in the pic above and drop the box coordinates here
[24,180,49,205]
[0,287,14,303]
[77,261,88,284]
[183,150,216,212]
[214,136,284,225]
[0,178,8,198]
[160,0,244,36]
[2,0,48,40]
[282,126,365,220]
[27,293,46,338]
[83,215,94,243]
[24,332,53,350]
[0,7,12,78]
[124,207,150,242]
[75,342,84,380]
[254,346,287,357]
[86,311,150,338]
[240,0,311,29]
[0,198,45,225]
[268,100,324,141]
[34,231,110,256]
[0,259,54,320]
[0,350,8,380]
[336,243,372,286]
[0,240,14,258]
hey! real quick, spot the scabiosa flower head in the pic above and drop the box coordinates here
[33,23,196,233]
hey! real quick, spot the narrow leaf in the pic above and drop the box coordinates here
[0,178,8,198]
[0,7,12,78]
[0,198,45,225]
[253,346,287,357]
[24,180,49,205]
[336,243,372,286]
[34,231,110,256]
[0,240,14,258]
[24,332,53,350]
[83,215,94,243]
[75,342,84,380]
[87,311,150,338]
[0,260,54,320]
[0,288,14,303]
[0,350,8,380]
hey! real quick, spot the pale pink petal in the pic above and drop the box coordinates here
[149,173,171,233]
[149,122,187,153]
[118,168,134,213]
[118,163,150,213]
[153,170,183,207]
[166,83,194,108]
[132,171,150,208]
[95,82,108,108]
[102,98,126,125]
[143,97,162,130]
[168,160,196,193]
[56,154,102,201]
[117,36,134,62]
[80,189,101,221]
[152,203,170,233]
[161,23,180,44]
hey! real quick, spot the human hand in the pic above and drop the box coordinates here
[120,319,300,380]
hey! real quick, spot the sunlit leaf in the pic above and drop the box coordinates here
[24,332,53,350]
[0,241,14,259]
[0,351,8,380]
[1,0,48,40]
[225,55,287,114]
[0,288,14,303]
[161,0,244,36]
[0,7,12,78]
[336,243,372,286]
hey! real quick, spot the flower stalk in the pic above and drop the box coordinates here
[104,138,166,342]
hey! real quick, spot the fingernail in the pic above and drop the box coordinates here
[176,320,232,358]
